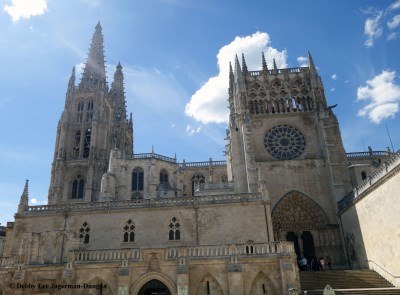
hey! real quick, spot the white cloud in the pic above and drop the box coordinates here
[389,0,400,11]
[364,11,383,47]
[387,32,398,40]
[186,125,201,136]
[4,0,48,22]
[297,56,308,67]
[331,74,337,80]
[357,70,400,123]
[185,32,287,124]
[30,198,37,204]
[387,14,400,29]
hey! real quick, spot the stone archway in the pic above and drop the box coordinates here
[196,273,223,295]
[272,191,329,260]
[82,277,112,295]
[131,272,177,295]
[138,280,171,295]
[249,272,277,295]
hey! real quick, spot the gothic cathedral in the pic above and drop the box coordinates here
[0,23,361,295]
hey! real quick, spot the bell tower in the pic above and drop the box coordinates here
[48,23,133,204]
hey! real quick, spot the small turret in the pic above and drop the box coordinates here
[228,62,234,97]
[234,54,246,93]
[261,52,268,72]
[308,51,319,87]
[18,180,29,213]
[241,53,248,74]
[273,58,278,71]
[68,66,75,92]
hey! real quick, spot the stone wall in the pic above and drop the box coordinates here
[339,151,400,286]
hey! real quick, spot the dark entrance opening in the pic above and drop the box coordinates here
[302,231,315,259]
[138,279,171,295]
[286,231,300,258]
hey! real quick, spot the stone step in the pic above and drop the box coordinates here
[305,287,400,295]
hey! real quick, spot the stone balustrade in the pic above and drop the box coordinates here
[338,150,400,211]
[23,193,261,215]
[0,254,25,268]
[346,150,390,158]
[69,248,141,263]
[248,67,307,76]
[194,182,234,192]
[166,241,294,260]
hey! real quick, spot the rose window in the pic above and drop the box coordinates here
[264,125,305,160]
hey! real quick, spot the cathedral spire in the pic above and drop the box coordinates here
[308,51,320,87]
[234,54,245,93]
[18,179,29,212]
[241,53,248,74]
[262,52,268,72]
[110,62,127,121]
[273,58,278,70]
[68,66,75,92]
[79,22,107,90]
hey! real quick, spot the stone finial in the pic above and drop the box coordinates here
[262,52,268,72]
[18,180,29,212]
[273,58,278,70]
[241,53,248,74]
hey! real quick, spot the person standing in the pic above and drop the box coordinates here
[326,256,332,270]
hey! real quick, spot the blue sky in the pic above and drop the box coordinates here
[0,0,399,225]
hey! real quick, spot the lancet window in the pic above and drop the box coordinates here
[123,219,135,242]
[77,101,84,122]
[73,131,81,158]
[82,129,91,158]
[159,169,168,184]
[72,174,85,199]
[79,222,90,244]
[168,217,180,241]
[132,167,144,191]
[191,174,205,196]
[86,100,93,122]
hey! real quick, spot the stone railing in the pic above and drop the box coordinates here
[166,241,294,260]
[23,193,262,215]
[132,153,177,163]
[0,254,25,268]
[346,150,390,158]
[248,67,307,76]
[179,160,226,168]
[69,248,141,263]
[339,150,400,211]
[194,182,234,192]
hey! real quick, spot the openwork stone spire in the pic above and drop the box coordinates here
[18,179,29,212]
[110,62,127,122]
[241,53,248,74]
[262,52,268,72]
[79,22,107,90]
[273,58,277,70]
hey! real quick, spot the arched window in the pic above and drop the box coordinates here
[72,174,85,199]
[82,129,91,158]
[79,222,90,244]
[123,219,135,242]
[73,130,81,158]
[361,171,367,180]
[168,217,180,241]
[245,240,255,254]
[132,167,144,191]
[191,174,205,196]
[86,101,93,122]
[159,169,168,184]
[77,101,84,112]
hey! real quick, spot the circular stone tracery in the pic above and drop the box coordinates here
[264,125,305,160]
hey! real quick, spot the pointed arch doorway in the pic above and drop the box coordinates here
[138,279,171,295]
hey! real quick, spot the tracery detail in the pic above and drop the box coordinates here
[168,217,180,241]
[79,222,90,244]
[123,219,135,242]
[264,125,305,160]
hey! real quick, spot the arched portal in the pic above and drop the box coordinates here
[272,191,329,260]
[249,272,277,295]
[138,280,171,295]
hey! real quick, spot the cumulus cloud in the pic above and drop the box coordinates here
[185,32,287,124]
[387,32,398,40]
[30,198,38,204]
[4,0,48,22]
[387,14,400,29]
[364,11,383,47]
[331,74,337,80]
[389,0,400,11]
[357,70,400,123]
[297,56,308,67]
[186,125,201,136]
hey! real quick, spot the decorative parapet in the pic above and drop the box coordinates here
[339,150,400,211]
[346,150,390,158]
[248,67,307,76]
[194,182,235,195]
[0,254,25,268]
[132,153,177,163]
[129,153,227,168]
[179,160,226,168]
[22,193,262,215]
[69,248,140,263]
[166,241,294,260]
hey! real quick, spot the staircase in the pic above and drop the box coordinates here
[300,270,400,294]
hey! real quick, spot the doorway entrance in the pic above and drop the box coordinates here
[138,279,171,295]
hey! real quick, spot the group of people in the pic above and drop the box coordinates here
[298,255,332,271]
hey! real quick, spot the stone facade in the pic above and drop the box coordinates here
[339,150,400,287]
[0,23,368,294]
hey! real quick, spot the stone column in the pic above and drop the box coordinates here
[227,263,244,295]
[117,260,130,295]
[176,261,189,295]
